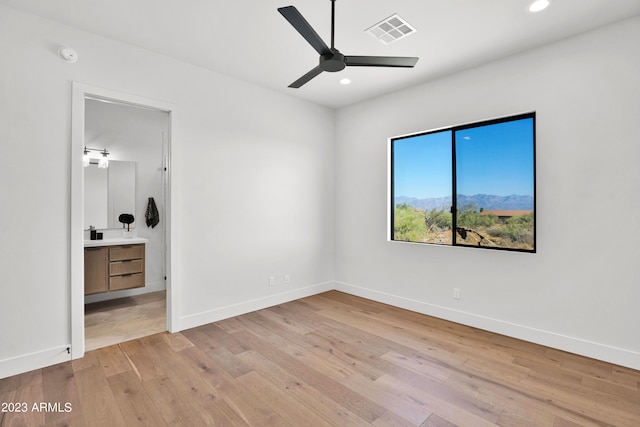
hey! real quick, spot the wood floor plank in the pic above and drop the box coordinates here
[180,345,290,427]
[2,291,640,426]
[161,332,195,352]
[233,330,387,424]
[255,306,316,335]
[74,364,127,426]
[118,338,170,383]
[551,416,590,427]
[236,350,370,427]
[124,335,246,426]
[303,330,387,381]
[314,302,469,366]
[244,312,357,380]
[94,345,132,378]
[106,370,169,426]
[339,371,431,425]
[421,413,458,427]
[519,372,639,426]
[182,322,249,355]
[0,370,45,427]
[236,369,336,427]
[71,350,100,374]
[41,362,84,427]
[372,411,419,427]
[444,370,558,427]
[380,350,451,383]
[140,376,209,427]
[375,373,500,427]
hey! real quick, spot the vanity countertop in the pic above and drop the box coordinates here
[84,237,149,247]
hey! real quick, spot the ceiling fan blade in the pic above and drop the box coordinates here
[345,56,419,68]
[278,6,331,56]
[288,65,324,88]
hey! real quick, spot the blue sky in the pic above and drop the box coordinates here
[393,130,452,198]
[393,117,534,199]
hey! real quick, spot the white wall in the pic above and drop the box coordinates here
[334,17,640,369]
[0,5,335,378]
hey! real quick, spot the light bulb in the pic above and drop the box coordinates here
[529,0,551,13]
[98,149,109,168]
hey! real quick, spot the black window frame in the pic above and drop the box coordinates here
[390,112,536,253]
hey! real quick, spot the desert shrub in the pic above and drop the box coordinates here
[457,203,496,229]
[424,209,452,231]
[394,205,428,241]
[487,213,534,243]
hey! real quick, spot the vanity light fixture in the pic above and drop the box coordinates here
[83,146,110,168]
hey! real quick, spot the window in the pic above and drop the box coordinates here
[390,112,536,252]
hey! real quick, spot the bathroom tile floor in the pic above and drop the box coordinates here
[84,291,166,351]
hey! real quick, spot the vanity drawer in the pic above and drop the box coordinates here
[110,244,144,261]
[110,259,143,276]
[109,273,144,291]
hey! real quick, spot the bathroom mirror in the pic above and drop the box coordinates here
[84,160,136,230]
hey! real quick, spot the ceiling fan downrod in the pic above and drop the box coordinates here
[330,0,336,49]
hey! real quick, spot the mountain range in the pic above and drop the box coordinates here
[395,194,533,211]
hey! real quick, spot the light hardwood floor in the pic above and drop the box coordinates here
[1,291,639,426]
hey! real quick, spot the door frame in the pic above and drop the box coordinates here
[70,83,179,359]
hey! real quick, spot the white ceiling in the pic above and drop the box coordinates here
[3,0,640,108]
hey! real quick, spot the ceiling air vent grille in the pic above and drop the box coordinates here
[366,14,416,45]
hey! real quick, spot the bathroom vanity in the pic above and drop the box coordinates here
[84,238,147,295]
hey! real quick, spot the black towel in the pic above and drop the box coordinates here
[145,197,160,228]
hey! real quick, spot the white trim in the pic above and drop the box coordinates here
[71,83,178,358]
[7,276,639,376]
[334,281,640,371]
[0,346,71,380]
[83,282,166,304]
[178,282,335,331]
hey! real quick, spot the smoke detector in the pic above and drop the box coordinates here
[366,14,416,45]
[58,47,78,63]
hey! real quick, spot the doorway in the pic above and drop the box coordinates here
[71,83,177,358]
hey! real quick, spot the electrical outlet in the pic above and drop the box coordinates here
[269,276,275,287]
[284,274,290,284]
[453,288,461,300]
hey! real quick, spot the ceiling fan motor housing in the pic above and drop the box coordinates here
[320,49,346,72]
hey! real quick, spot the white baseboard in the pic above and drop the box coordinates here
[177,281,335,331]
[5,280,638,379]
[335,281,640,371]
[0,346,71,380]
[84,281,166,304]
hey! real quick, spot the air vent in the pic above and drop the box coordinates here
[365,14,416,45]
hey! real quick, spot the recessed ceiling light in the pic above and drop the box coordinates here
[340,78,351,85]
[529,0,551,13]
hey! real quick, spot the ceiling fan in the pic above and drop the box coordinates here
[278,0,419,88]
